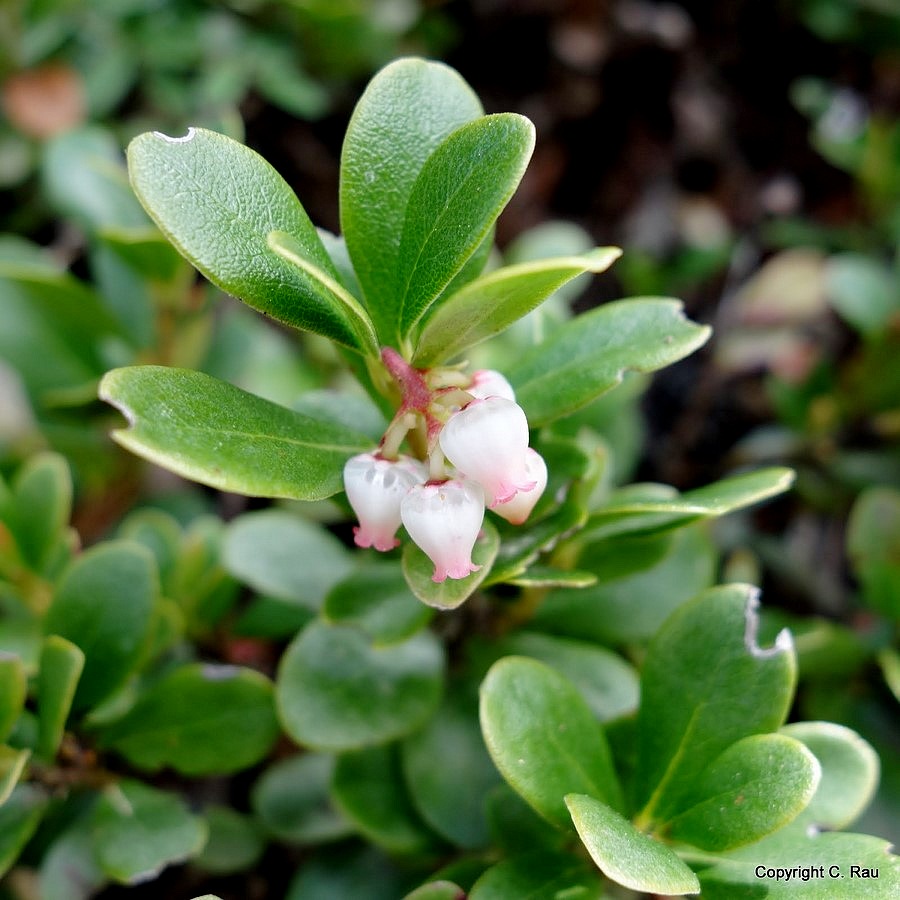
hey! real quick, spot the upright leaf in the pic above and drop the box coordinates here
[0,656,26,743]
[507,298,711,426]
[44,542,157,711]
[396,113,535,337]
[100,366,371,501]
[36,635,84,760]
[127,128,363,351]
[340,57,483,339]
[479,656,623,829]
[633,585,796,828]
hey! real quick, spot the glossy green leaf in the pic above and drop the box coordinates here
[91,780,207,884]
[781,722,880,831]
[222,509,352,610]
[402,684,500,849]
[100,366,371,501]
[584,467,796,541]
[0,785,47,877]
[667,734,820,851]
[488,632,640,722]
[0,655,26,743]
[532,526,717,644]
[44,541,157,711]
[340,57,483,339]
[402,518,499,610]
[277,621,444,750]
[507,298,711,426]
[332,744,436,854]
[36,635,84,760]
[396,113,535,337]
[479,656,623,829]
[633,585,796,828]
[412,247,622,365]
[10,452,72,573]
[251,753,351,845]
[195,806,265,875]
[323,563,433,644]
[469,849,604,900]
[128,127,362,350]
[566,793,700,896]
[0,747,30,806]
[99,663,279,775]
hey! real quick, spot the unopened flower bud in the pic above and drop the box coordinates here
[492,449,548,524]
[439,397,536,506]
[469,369,516,402]
[343,453,426,552]
[401,479,485,582]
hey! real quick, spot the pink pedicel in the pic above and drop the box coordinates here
[401,479,485,582]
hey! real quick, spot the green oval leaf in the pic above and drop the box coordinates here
[0,656,26,744]
[277,622,444,751]
[412,248,621,366]
[91,781,207,884]
[36,635,84,761]
[634,585,797,828]
[127,127,362,351]
[340,57,483,340]
[397,113,535,338]
[667,734,821,851]
[479,656,623,829]
[469,849,604,900]
[566,793,700,896]
[100,366,371,501]
[99,663,280,775]
[507,298,711,426]
[44,541,157,711]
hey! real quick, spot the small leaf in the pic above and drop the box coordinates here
[91,780,207,884]
[397,114,535,338]
[0,785,47,877]
[633,585,796,828]
[39,825,107,900]
[667,734,820,851]
[413,248,621,365]
[332,744,436,854]
[507,298,711,426]
[402,518,499,610]
[469,849,604,900]
[0,655,26,743]
[781,722,880,831]
[826,253,900,337]
[566,793,700,896]
[0,747,30,806]
[222,509,352,610]
[100,366,371,501]
[44,541,157,711]
[846,486,900,618]
[36,635,84,760]
[402,684,500,849]
[99,663,280,775]
[277,622,444,750]
[584,467,796,541]
[323,563,433,644]
[194,806,265,875]
[340,57,483,340]
[479,656,623,829]
[128,127,362,350]
[402,882,465,900]
[251,753,351,845]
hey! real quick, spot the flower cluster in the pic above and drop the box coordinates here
[343,350,547,582]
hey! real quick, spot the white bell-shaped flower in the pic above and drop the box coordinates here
[492,448,548,524]
[439,397,536,506]
[468,369,516,402]
[343,453,426,552]
[401,478,485,582]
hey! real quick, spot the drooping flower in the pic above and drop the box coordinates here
[401,478,485,582]
[468,369,516,402]
[439,396,536,506]
[492,448,548,524]
[343,453,426,551]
